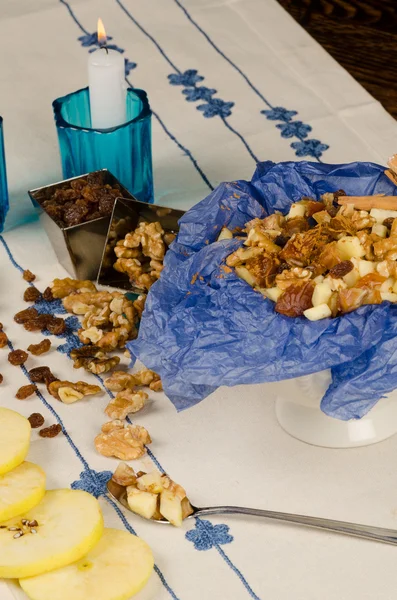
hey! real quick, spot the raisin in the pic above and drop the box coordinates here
[45,317,66,335]
[14,307,39,324]
[39,424,62,438]
[29,366,55,383]
[98,195,115,216]
[275,281,315,317]
[333,189,346,201]
[329,260,354,279]
[63,205,89,227]
[0,323,3,329]
[383,217,394,229]
[8,349,29,366]
[0,374,3,384]
[23,270,36,282]
[306,201,325,217]
[0,331,8,348]
[28,339,51,356]
[28,413,45,428]
[23,315,51,332]
[43,287,54,302]
[274,235,289,248]
[16,384,37,399]
[23,287,41,303]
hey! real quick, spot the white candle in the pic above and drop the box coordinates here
[88,18,127,129]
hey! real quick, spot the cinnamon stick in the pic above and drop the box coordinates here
[337,195,397,211]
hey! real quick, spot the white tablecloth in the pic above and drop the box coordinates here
[2,1,397,599]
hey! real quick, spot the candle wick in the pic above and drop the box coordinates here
[104,44,108,55]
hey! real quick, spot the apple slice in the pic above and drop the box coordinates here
[0,489,103,578]
[20,528,154,600]
[0,408,31,475]
[0,462,46,522]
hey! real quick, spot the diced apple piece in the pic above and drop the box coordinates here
[20,528,154,600]
[312,282,332,307]
[217,228,233,241]
[358,260,375,277]
[393,280,397,294]
[372,223,388,238]
[160,490,183,527]
[380,277,394,292]
[324,276,347,292]
[126,487,158,520]
[381,292,397,303]
[343,269,360,288]
[313,275,324,284]
[336,236,365,260]
[370,208,397,223]
[181,497,194,520]
[235,265,256,287]
[263,287,283,302]
[286,203,306,219]
[136,471,163,494]
[303,304,332,321]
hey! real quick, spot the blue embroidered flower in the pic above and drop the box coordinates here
[261,106,298,121]
[124,59,137,76]
[276,121,311,139]
[186,519,233,551]
[72,468,113,498]
[57,335,83,356]
[78,32,103,47]
[197,98,234,118]
[183,86,216,102]
[34,297,67,315]
[291,139,329,158]
[168,69,204,87]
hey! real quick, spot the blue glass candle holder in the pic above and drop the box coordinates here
[53,87,153,204]
[0,117,9,232]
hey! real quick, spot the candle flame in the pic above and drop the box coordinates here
[97,18,107,45]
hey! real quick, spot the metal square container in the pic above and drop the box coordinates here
[28,170,135,280]
[97,197,185,293]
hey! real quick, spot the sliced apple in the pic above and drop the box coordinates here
[0,462,46,522]
[336,236,365,260]
[20,528,154,600]
[0,489,103,578]
[370,208,397,223]
[372,223,387,238]
[0,408,31,475]
[217,228,233,241]
[358,260,375,277]
[160,490,183,527]
[126,487,158,520]
[312,282,332,307]
[303,304,332,321]
[286,203,306,219]
[235,265,257,287]
[136,471,163,494]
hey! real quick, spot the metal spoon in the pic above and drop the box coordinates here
[107,480,397,546]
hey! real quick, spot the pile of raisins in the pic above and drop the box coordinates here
[34,172,122,228]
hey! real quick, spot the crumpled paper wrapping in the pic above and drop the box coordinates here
[128,160,397,420]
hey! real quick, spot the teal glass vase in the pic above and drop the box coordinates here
[0,117,9,232]
[53,87,153,204]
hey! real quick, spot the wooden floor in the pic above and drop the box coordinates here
[278,0,397,118]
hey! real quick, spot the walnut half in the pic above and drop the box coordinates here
[95,422,152,460]
[104,389,148,420]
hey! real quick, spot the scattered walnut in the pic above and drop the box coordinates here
[105,389,148,420]
[23,287,41,303]
[105,368,161,391]
[28,339,51,356]
[14,307,39,324]
[86,356,120,375]
[51,277,97,299]
[275,267,312,291]
[29,366,56,384]
[28,413,45,428]
[48,380,101,403]
[112,462,137,487]
[23,270,36,282]
[95,422,151,460]
[16,384,37,400]
[0,331,8,348]
[101,420,124,434]
[39,424,62,438]
[8,349,29,366]
[149,378,163,392]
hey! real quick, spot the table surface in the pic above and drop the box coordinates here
[2,1,397,599]
[279,0,397,119]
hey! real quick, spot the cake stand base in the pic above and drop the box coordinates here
[273,372,397,448]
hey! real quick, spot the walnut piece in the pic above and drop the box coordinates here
[104,389,148,420]
[275,267,312,291]
[51,278,97,299]
[111,462,137,487]
[95,422,151,460]
[104,368,161,391]
[48,380,101,403]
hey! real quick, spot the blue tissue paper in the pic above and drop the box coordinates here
[128,161,397,420]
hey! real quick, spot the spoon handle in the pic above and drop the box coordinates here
[194,506,397,546]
